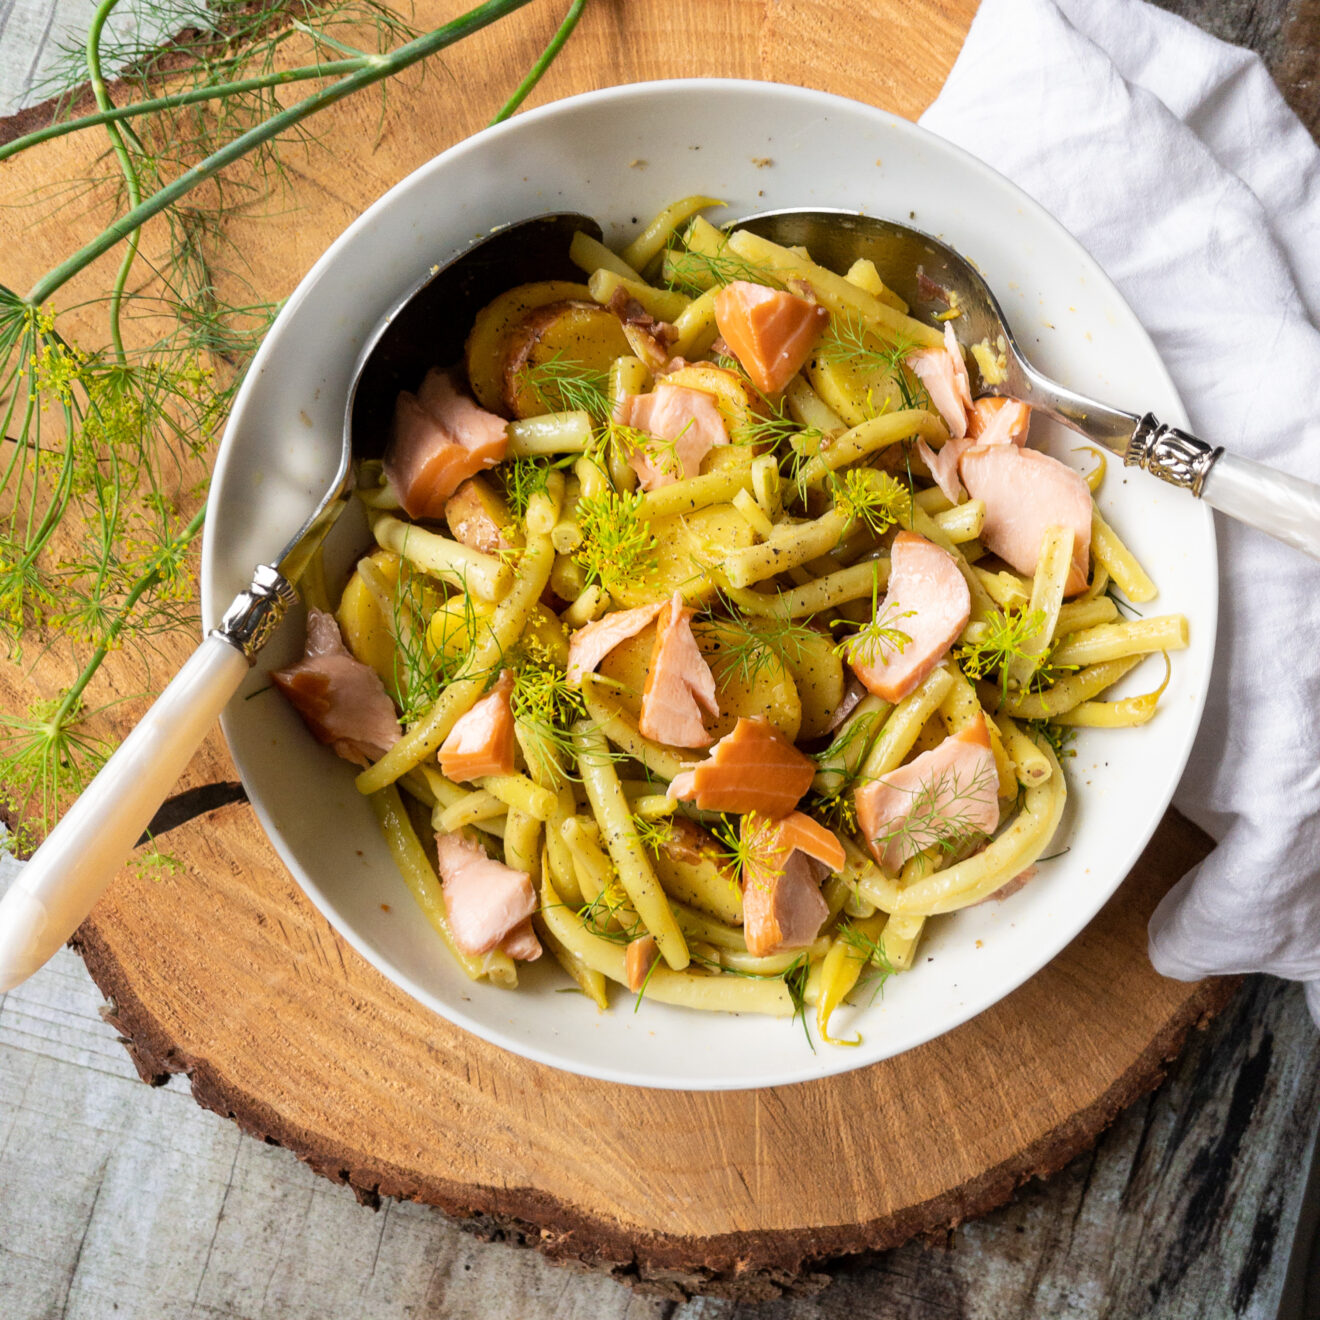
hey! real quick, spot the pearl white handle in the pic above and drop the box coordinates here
[0,634,249,992]
[1199,450,1320,560]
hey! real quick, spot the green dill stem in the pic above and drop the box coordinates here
[51,504,207,726]
[26,0,540,306]
[87,0,142,364]
[488,0,588,125]
[0,57,382,163]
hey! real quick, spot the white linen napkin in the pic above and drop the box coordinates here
[918,0,1320,1020]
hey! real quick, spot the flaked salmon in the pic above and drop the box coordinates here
[849,531,970,702]
[741,811,845,957]
[438,669,516,782]
[854,718,999,873]
[498,918,543,961]
[617,384,727,490]
[626,934,659,991]
[566,602,663,686]
[639,591,720,748]
[667,717,815,817]
[272,608,401,768]
[713,280,828,395]
[959,445,1092,594]
[968,396,1030,446]
[434,832,539,959]
[384,368,508,519]
[906,323,972,438]
[917,435,970,505]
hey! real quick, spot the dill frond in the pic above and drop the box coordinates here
[831,565,913,669]
[511,650,585,783]
[864,759,998,861]
[696,593,817,688]
[831,467,911,537]
[661,235,782,299]
[818,315,931,413]
[519,354,613,424]
[631,813,676,855]
[573,488,658,599]
[955,608,1075,700]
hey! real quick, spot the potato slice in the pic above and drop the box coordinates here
[609,502,754,610]
[597,615,801,745]
[427,596,566,670]
[806,322,910,428]
[650,817,742,925]
[502,300,632,419]
[775,627,845,739]
[336,549,402,685]
[465,281,591,413]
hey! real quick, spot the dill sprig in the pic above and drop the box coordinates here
[662,234,783,299]
[573,488,658,599]
[632,813,676,855]
[502,454,569,522]
[519,353,613,424]
[711,811,784,889]
[696,592,818,688]
[511,647,585,783]
[836,918,895,1003]
[817,315,931,413]
[832,467,911,537]
[831,566,912,669]
[0,0,589,841]
[955,607,1074,700]
[865,759,998,861]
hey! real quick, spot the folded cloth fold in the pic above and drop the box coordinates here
[919,0,1320,1021]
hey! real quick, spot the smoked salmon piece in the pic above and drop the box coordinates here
[667,717,815,817]
[626,934,659,991]
[741,810,845,957]
[906,323,972,438]
[616,383,727,490]
[566,602,663,686]
[849,531,970,702]
[272,608,401,768]
[434,832,539,959]
[638,591,720,748]
[499,918,543,961]
[713,280,828,395]
[384,368,508,520]
[959,445,1092,595]
[916,435,971,505]
[967,396,1030,446]
[854,718,1000,873]
[438,670,516,782]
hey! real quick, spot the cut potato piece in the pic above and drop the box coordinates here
[502,301,631,419]
[336,549,402,686]
[649,817,743,925]
[775,627,845,739]
[465,281,590,413]
[806,322,913,428]
[427,597,567,670]
[609,502,754,610]
[598,615,802,744]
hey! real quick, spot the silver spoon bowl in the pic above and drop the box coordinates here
[0,211,596,992]
[738,208,1320,560]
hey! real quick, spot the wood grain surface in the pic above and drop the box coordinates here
[0,0,1304,1305]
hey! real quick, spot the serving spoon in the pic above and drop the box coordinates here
[737,208,1320,559]
[0,211,598,992]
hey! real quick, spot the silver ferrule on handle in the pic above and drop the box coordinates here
[1125,414,1223,497]
[212,564,299,662]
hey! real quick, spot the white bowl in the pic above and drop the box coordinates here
[201,79,1216,1090]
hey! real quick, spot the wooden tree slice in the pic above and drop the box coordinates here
[0,0,1237,1299]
